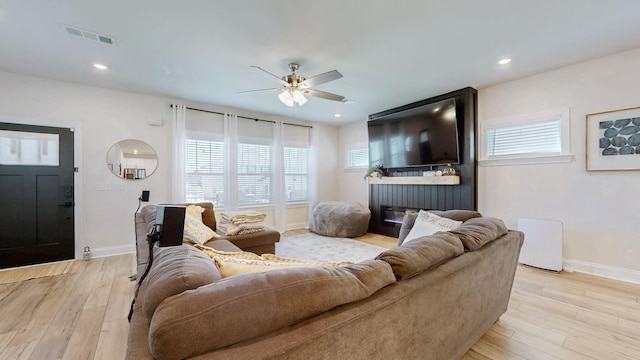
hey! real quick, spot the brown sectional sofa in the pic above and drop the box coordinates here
[127,207,524,359]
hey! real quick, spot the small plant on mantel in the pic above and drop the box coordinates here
[364,163,385,181]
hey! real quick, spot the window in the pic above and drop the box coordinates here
[237,142,272,206]
[185,138,225,206]
[480,107,572,166]
[183,112,311,210]
[345,145,369,170]
[0,130,59,166]
[487,119,561,156]
[284,147,309,202]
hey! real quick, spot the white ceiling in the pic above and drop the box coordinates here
[1,0,640,125]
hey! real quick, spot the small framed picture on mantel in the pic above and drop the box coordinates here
[586,106,640,171]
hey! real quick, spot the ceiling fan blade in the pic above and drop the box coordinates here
[250,66,288,86]
[298,70,342,88]
[303,89,345,102]
[237,87,282,94]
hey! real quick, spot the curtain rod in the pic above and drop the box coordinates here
[170,104,312,129]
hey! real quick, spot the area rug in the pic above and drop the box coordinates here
[276,233,387,263]
[0,260,81,284]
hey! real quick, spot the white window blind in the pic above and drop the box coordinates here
[487,119,561,157]
[185,138,225,206]
[284,147,308,202]
[346,147,369,169]
[237,142,272,206]
[480,107,572,166]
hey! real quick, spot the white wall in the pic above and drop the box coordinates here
[0,70,327,257]
[310,123,340,202]
[478,47,640,280]
[338,120,369,206]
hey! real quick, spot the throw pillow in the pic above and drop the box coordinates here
[183,213,217,245]
[403,210,463,244]
[185,204,205,222]
[193,243,263,260]
[214,257,312,277]
[449,217,508,251]
[213,256,351,278]
[261,253,351,267]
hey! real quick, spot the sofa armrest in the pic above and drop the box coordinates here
[206,228,280,255]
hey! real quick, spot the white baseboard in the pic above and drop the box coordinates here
[86,245,135,259]
[286,222,309,231]
[562,259,640,285]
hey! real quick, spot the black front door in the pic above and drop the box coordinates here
[0,122,75,268]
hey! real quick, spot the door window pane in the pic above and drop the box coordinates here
[0,130,59,166]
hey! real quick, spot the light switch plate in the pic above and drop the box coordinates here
[97,183,112,191]
[112,182,124,191]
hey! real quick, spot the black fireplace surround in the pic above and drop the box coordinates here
[367,87,478,238]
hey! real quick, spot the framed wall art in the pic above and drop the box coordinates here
[586,106,640,171]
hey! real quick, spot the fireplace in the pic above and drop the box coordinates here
[380,205,418,227]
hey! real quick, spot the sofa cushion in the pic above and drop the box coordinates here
[148,259,396,360]
[142,245,221,320]
[430,209,483,222]
[203,239,242,252]
[398,210,482,244]
[449,217,508,251]
[140,205,158,235]
[403,210,462,244]
[377,232,464,280]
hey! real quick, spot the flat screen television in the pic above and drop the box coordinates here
[367,97,460,170]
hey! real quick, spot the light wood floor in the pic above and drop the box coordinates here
[1,232,639,360]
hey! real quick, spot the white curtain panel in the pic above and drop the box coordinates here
[308,125,319,222]
[223,113,238,209]
[171,103,187,203]
[273,121,286,233]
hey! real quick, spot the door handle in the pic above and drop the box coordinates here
[58,202,74,207]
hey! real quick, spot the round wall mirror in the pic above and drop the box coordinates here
[106,139,158,180]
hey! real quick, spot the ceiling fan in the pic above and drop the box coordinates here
[238,63,347,107]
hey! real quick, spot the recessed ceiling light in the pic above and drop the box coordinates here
[334,113,341,118]
[93,63,108,70]
[498,58,511,65]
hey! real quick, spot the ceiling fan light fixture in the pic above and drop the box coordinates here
[293,90,307,105]
[278,91,294,107]
[245,63,346,107]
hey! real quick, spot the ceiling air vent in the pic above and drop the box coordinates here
[63,25,116,46]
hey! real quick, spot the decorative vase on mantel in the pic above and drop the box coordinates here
[442,163,457,176]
